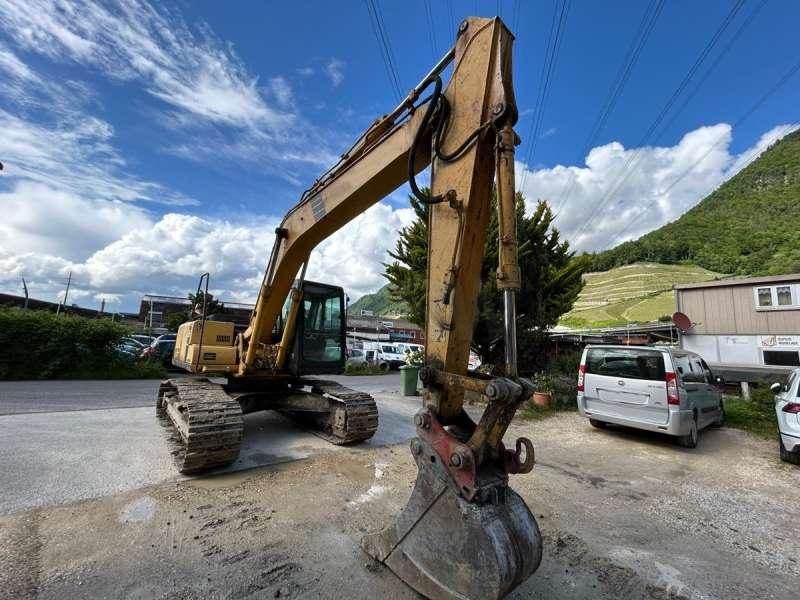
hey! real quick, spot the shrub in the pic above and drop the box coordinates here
[0,308,166,380]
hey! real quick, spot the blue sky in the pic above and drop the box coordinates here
[0,0,798,312]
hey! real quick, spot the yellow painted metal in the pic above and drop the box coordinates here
[274,285,303,369]
[495,124,521,292]
[237,18,517,422]
[174,319,237,372]
[424,18,517,421]
[241,83,433,374]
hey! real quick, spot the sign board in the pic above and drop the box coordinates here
[360,309,374,317]
[378,320,394,328]
[759,335,800,349]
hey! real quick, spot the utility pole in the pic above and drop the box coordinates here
[56,270,72,316]
[21,277,28,309]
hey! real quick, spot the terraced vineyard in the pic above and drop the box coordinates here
[559,262,723,329]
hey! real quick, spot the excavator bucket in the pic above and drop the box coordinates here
[362,432,542,599]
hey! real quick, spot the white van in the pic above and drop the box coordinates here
[364,342,406,370]
[577,345,724,448]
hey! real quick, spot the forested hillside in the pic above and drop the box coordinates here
[349,284,409,317]
[593,128,800,275]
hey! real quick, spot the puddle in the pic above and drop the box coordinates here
[348,461,389,506]
[119,496,157,523]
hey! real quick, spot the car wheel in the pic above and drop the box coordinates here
[677,415,698,448]
[589,419,607,429]
[779,435,800,465]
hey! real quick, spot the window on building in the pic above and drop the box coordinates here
[763,350,800,367]
[757,287,773,307]
[754,284,799,309]
[776,286,792,306]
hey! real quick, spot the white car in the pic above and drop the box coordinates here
[771,368,800,465]
[577,345,724,448]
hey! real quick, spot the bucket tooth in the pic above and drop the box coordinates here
[362,441,542,600]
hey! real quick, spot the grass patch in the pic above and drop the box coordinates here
[344,362,389,376]
[723,395,777,439]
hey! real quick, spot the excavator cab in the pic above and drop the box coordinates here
[285,281,346,377]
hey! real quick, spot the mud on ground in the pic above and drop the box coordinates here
[1,412,797,600]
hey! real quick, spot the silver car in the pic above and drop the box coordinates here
[771,368,800,465]
[577,345,724,448]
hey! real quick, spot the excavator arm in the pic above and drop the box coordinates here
[236,17,541,599]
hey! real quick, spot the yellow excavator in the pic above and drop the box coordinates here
[158,17,542,599]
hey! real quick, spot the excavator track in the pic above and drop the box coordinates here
[293,379,379,444]
[156,378,243,474]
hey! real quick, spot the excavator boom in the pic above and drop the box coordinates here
[163,17,541,599]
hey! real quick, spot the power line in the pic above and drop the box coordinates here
[654,0,767,143]
[519,0,571,193]
[604,57,800,249]
[364,0,403,101]
[512,0,522,33]
[423,0,438,60]
[553,0,665,216]
[373,0,404,92]
[570,0,746,242]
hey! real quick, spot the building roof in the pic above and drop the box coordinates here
[674,273,800,291]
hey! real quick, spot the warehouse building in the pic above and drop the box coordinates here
[675,273,800,369]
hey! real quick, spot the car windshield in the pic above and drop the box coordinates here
[382,345,398,353]
[585,348,666,381]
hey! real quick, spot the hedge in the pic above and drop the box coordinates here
[0,308,165,380]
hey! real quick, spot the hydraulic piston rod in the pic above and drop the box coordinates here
[495,123,521,377]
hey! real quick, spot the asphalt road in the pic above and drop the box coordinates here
[0,373,417,514]
[0,373,406,415]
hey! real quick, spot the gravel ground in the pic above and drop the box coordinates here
[0,382,797,599]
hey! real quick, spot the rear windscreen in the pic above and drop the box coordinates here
[586,348,666,381]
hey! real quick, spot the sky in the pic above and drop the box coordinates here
[0,0,798,313]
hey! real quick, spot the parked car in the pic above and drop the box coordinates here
[120,337,146,349]
[577,345,724,448]
[130,334,157,345]
[346,347,389,372]
[154,333,177,343]
[113,341,141,359]
[364,342,405,370]
[142,338,176,367]
[771,368,800,464]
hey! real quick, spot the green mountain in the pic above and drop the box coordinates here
[559,262,722,329]
[349,284,410,318]
[592,128,800,275]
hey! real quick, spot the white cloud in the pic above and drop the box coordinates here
[269,76,294,108]
[0,108,196,206]
[516,122,799,252]
[325,58,345,87]
[0,181,152,260]
[0,0,337,169]
[0,202,414,310]
[0,0,287,129]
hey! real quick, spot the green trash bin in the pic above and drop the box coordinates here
[400,365,419,396]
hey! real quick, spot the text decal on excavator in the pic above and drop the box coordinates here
[311,194,326,222]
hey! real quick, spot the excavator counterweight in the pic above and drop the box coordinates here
[158,16,541,598]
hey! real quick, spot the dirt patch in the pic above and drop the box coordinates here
[0,413,796,599]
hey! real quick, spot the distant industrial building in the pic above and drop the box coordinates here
[675,273,800,369]
[346,314,424,344]
[138,294,255,328]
